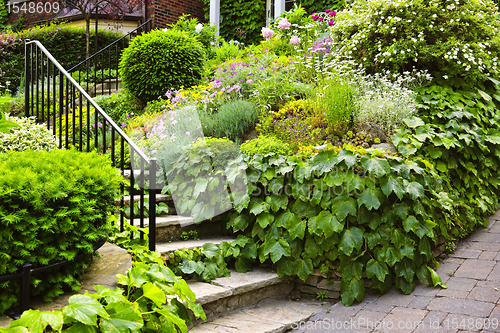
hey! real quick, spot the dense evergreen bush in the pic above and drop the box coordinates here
[0,23,122,94]
[0,149,122,314]
[119,29,205,104]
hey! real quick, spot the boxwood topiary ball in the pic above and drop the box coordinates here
[119,29,205,104]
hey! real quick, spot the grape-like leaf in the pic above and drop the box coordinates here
[381,176,405,200]
[366,259,389,282]
[341,277,365,306]
[263,237,291,262]
[406,182,425,200]
[361,156,391,178]
[332,195,357,221]
[357,187,383,210]
[62,295,108,326]
[339,227,364,256]
[403,215,420,233]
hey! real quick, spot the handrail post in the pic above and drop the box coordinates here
[19,263,32,313]
[149,158,156,252]
[24,39,30,117]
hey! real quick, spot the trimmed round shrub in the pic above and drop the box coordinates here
[330,0,500,83]
[0,149,122,314]
[0,116,57,152]
[119,29,205,104]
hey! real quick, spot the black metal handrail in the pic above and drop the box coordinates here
[24,39,157,253]
[1,237,106,318]
[67,19,152,97]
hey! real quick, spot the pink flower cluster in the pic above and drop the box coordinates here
[262,27,274,39]
[311,9,336,26]
[278,18,291,30]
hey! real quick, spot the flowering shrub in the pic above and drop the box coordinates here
[0,116,57,152]
[330,0,500,84]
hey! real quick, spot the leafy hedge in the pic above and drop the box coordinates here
[0,149,122,314]
[0,23,122,94]
[163,138,448,305]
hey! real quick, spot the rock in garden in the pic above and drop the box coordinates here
[358,122,387,143]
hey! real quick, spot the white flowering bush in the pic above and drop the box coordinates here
[0,116,58,152]
[352,73,419,133]
[330,0,500,84]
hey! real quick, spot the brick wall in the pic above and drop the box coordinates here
[7,0,62,27]
[149,0,205,29]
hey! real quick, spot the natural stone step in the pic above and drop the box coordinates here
[156,237,236,255]
[130,215,222,243]
[189,299,323,333]
[114,193,172,206]
[187,268,295,324]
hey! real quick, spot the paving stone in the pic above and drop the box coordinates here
[476,280,500,289]
[412,283,442,297]
[443,277,477,292]
[187,281,232,304]
[442,313,485,332]
[385,307,427,327]
[467,233,500,243]
[352,309,389,329]
[451,250,481,259]
[486,262,500,282]
[454,260,495,280]
[407,296,433,309]
[467,286,500,303]
[427,297,495,317]
[468,242,500,252]
[487,223,500,234]
[413,311,457,333]
[213,268,283,295]
[0,316,13,329]
[479,251,498,261]
[362,301,394,313]
[373,288,415,307]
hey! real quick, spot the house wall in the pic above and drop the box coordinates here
[148,0,205,29]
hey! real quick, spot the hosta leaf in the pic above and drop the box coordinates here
[406,182,425,200]
[18,310,63,333]
[341,277,365,306]
[263,237,291,263]
[339,227,364,256]
[357,187,383,210]
[366,259,389,282]
[62,295,108,326]
[403,215,420,233]
[256,212,275,228]
[361,156,391,178]
[381,176,405,200]
[332,195,357,221]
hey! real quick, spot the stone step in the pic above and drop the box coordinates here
[156,237,236,255]
[123,169,148,180]
[187,268,298,324]
[130,215,222,243]
[114,193,172,206]
[189,297,323,332]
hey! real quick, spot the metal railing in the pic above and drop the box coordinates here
[67,19,152,97]
[24,39,157,252]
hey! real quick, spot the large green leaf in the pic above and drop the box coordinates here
[266,194,288,212]
[381,176,405,200]
[339,227,364,256]
[337,149,357,167]
[310,150,339,175]
[403,215,420,233]
[324,171,344,187]
[17,310,63,333]
[156,308,188,333]
[249,198,270,215]
[62,323,99,333]
[395,258,415,282]
[231,214,250,231]
[142,282,166,307]
[357,187,383,210]
[62,295,109,326]
[256,212,275,228]
[341,277,365,306]
[366,259,389,282]
[308,211,343,238]
[332,195,357,221]
[193,179,208,197]
[361,156,391,178]
[406,181,425,200]
[293,257,314,281]
[288,218,307,240]
[201,242,220,259]
[263,237,291,262]
[404,117,425,128]
[118,267,150,289]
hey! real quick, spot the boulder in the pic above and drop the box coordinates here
[358,122,387,143]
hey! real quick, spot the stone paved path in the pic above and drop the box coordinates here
[290,209,500,332]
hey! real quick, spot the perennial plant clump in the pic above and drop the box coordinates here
[0,116,57,152]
